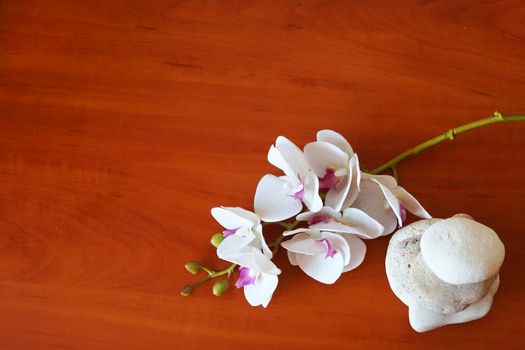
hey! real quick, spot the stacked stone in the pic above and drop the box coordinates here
[385,214,505,332]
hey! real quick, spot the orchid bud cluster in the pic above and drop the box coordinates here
[183,130,430,307]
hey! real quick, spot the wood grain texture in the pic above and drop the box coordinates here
[1,1,525,349]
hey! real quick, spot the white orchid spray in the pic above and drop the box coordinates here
[181,112,525,308]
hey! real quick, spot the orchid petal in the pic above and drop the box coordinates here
[304,141,348,177]
[341,207,384,238]
[296,207,340,223]
[342,235,366,272]
[392,186,431,219]
[225,207,260,225]
[317,130,354,156]
[301,172,323,212]
[342,155,361,208]
[267,145,300,187]
[287,251,298,266]
[253,225,272,258]
[310,221,378,239]
[222,253,261,272]
[244,273,278,308]
[217,235,254,260]
[355,154,362,190]
[325,171,351,212]
[211,207,255,229]
[365,173,398,189]
[352,180,399,235]
[320,231,350,266]
[281,234,326,256]
[275,136,310,177]
[282,228,319,237]
[296,252,345,284]
[373,179,403,226]
[376,210,397,235]
[254,174,302,222]
[251,248,281,275]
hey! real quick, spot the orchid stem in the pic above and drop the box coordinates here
[266,221,300,255]
[271,235,286,256]
[201,266,214,275]
[182,263,237,296]
[370,112,525,175]
[275,220,300,230]
[391,166,399,182]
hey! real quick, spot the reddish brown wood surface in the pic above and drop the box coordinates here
[1,1,525,349]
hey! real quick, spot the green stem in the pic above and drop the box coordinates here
[271,235,286,256]
[186,263,237,290]
[268,220,299,255]
[273,220,300,230]
[201,266,213,275]
[370,112,525,175]
[391,166,399,182]
[182,220,301,295]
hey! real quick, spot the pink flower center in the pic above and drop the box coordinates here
[235,267,257,288]
[222,228,239,237]
[308,215,331,225]
[319,168,340,189]
[293,185,305,201]
[317,239,337,259]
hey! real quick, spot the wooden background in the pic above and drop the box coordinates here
[1,1,524,349]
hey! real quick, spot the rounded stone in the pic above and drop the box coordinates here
[386,218,494,315]
[409,276,500,333]
[420,217,505,285]
[408,254,496,314]
[385,218,442,307]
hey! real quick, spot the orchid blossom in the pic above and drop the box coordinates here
[304,130,361,211]
[211,207,272,258]
[281,228,366,284]
[219,245,281,307]
[254,136,323,222]
[295,206,384,239]
[351,174,431,235]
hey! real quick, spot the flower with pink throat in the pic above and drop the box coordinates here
[218,245,281,308]
[281,228,366,284]
[304,130,361,211]
[254,136,323,222]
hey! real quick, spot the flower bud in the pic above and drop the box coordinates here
[210,233,224,248]
[212,280,230,296]
[184,261,202,274]
[180,284,194,296]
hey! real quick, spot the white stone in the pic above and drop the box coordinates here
[386,215,504,332]
[420,217,505,285]
[409,276,499,332]
[386,218,494,315]
[385,218,441,307]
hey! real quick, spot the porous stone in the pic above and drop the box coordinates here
[420,217,505,285]
[409,254,496,314]
[409,276,500,333]
[386,218,494,314]
[385,218,442,307]
[386,214,504,332]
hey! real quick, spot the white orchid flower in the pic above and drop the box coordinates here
[218,245,281,308]
[295,206,384,239]
[351,174,431,236]
[211,207,272,258]
[254,136,323,222]
[281,228,366,284]
[304,130,361,211]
